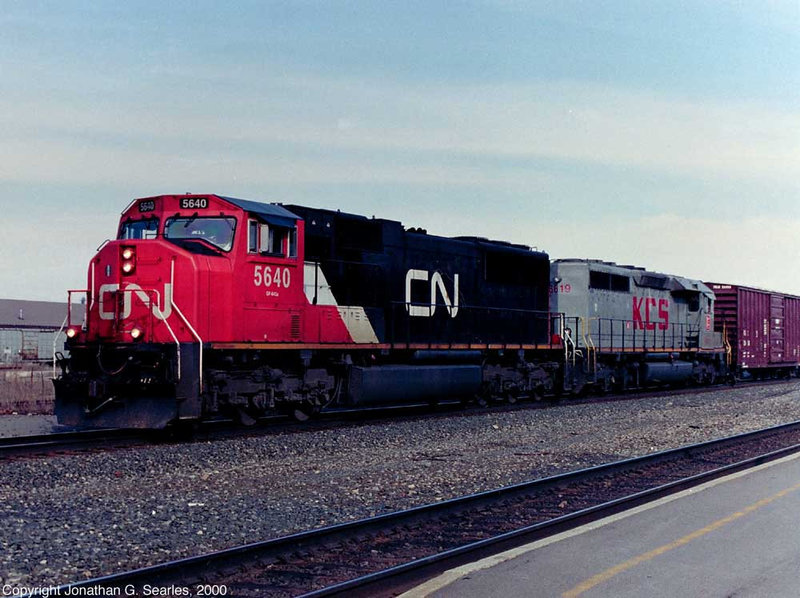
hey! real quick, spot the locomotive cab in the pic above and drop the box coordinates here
[55,194,304,428]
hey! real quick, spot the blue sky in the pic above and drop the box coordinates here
[2,1,799,299]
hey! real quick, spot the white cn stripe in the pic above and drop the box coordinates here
[304,262,379,343]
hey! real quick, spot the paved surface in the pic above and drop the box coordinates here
[404,452,800,598]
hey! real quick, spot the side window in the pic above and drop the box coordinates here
[263,225,273,253]
[248,218,296,258]
[589,270,629,292]
[589,271,610,290]
[248,220,258,253]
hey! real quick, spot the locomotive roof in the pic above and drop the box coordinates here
[284,204,548,258]
[554,258,713,296]
[220,196,300,228]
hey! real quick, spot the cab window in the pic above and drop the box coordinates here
[164,216,236,252]
[119,218,159,240]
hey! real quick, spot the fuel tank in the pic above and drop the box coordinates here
[347,364,482,405]
[640,360,694,384]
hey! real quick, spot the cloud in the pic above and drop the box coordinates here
[528,214,800,295]
[0,210,117,301]
[1,76,798,190]
[417,211,800,294]
[2,65,799,300]
[2,201,798,303]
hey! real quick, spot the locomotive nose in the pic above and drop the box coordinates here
[88,239,176,344]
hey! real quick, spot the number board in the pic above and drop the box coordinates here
[181,197,209,210]
[138,200,156,213]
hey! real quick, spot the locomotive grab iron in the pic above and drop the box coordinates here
[55,194,729,429]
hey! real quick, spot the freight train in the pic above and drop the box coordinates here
[54,193,745,430]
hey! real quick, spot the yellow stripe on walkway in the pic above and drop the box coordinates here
[562,479,800,598]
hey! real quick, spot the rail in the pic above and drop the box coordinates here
[0,429,145,459]
[44,419,800,597]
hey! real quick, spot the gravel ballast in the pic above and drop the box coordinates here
[3,382,800,587]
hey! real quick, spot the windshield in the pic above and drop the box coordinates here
[164,216,237,252]
[119,218,159,240]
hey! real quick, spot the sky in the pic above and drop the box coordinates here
[1,1,799,300]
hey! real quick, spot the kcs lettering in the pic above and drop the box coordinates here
[632,297,669,330]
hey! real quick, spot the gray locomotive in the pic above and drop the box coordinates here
[551,259,726,393]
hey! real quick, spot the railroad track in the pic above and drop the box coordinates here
[4,379,798,461]
[0,428,148,458]
[44,418,800,597]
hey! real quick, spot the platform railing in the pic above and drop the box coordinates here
[576,317,702,352]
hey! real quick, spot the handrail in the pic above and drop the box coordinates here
[723,323,732,367]
[392,300,552,317]
[53,314,68,377]
[563,326,576,368]
[573,317,708,352]
[556,313,567,364]
[136,287,183,381]
[89,261,96,318]
[170,257,203,391]
[581,316,597,375]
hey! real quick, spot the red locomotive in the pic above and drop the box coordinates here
[55,194,561,429]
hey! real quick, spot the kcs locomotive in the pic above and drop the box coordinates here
[54,193,728,429]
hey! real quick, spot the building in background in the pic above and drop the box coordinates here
[0,299,85,364]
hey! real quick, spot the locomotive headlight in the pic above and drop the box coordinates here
[66,327,79,339]
[121,261,135,274]
[121,247,134,260]
[130,327,143,340]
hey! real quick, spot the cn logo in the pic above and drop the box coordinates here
[405,269,460,318]
[98,283,173,321]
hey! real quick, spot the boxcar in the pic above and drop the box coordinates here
[708,283,800,378]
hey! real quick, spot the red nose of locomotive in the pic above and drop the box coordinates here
[66,239,178,346]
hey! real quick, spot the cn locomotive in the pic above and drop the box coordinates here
[55,194,565,428]
[54,193,728,430]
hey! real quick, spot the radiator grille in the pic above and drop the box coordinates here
[290,314,301,339]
